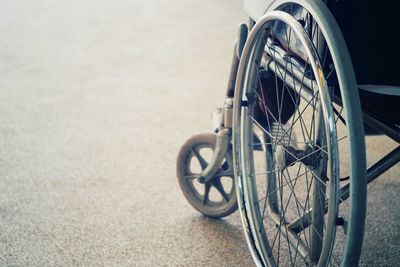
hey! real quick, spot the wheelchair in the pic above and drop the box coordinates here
[177,0,400,266]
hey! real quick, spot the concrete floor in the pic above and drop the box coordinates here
[0,0,399,266]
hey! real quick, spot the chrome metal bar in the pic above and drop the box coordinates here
[226,23,249,98]
[288,211,312,235]
[363,111,400,143]
[339,145,400,202]
[333,93,400,143]
[267,60,316,107]
[265,39,317,91]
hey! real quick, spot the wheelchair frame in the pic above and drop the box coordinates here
[205,0,399,264]
[178,0,400,265]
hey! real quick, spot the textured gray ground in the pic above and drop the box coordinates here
[0,0,399,266]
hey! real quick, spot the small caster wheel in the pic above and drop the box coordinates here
[177,133,237,218]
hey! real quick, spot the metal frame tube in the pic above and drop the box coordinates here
[199,128,231,183]
[289,145,400,233]
[363,111,400,143]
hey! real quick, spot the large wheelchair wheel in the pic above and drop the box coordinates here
[233,1,367,266]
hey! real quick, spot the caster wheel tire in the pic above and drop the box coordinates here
[177,133,238,219]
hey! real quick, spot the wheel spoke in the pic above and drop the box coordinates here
[202,183,211,206]
[213,178,230,203]
[183,174,199,180]
[190,147,208,169]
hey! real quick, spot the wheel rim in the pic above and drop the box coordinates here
[233,11,340,266]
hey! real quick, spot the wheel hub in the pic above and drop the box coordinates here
[274,144,319,170]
